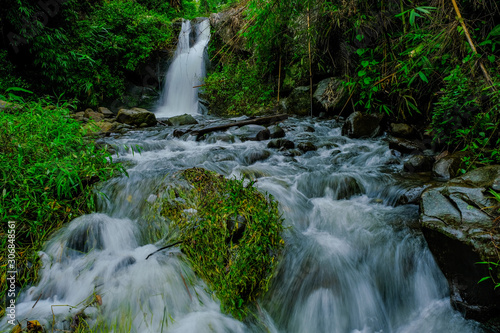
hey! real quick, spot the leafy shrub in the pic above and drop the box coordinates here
[203,61,275,116]
[0,91,124,316]
[432,66,500,170]
[151,168,284,319]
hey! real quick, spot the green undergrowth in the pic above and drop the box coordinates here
[0,91,124,317]
[150,167,284,319]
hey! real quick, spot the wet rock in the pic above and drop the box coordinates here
[313,78,346,113]
[232,125,270,141]
[432,151,470,181]
[387,136,424,154]
[242,149,271,165]
[303,125,315,133]
[341,111,383,138]
[420,166,500,323]
[98,107,114,118]
[297,142,317,152]
[404,155,433,172]
[166,114,198,126]
[66,222,104,254]
[116,108,157,127]
[267,139,295,150]
[268,125,286,139]
[206,133,235,144]
[173,129,189,138]
[114,256,136,273]
[389,123,415,139]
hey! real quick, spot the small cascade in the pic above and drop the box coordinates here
[156,19,210,117]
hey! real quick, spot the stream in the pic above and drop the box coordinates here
[0,19,486,333]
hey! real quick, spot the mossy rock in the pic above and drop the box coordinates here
[150,168,284,319]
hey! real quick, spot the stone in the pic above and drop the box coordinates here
[432,151,470,181]
[404,155,433,172]
[267,139,295,150]
[341,111,383,138]
[313,78,346,113]
[98,107,114,118]
[232,125,270,141]
[268,125,286,139]
[387,136,425,154]
[389,123,415,139]
[84,108,105,122]
[420,166,500,323]
[93,121,120,133]
[242,149,271,165]
[297,142,317,152]
[166,114,198,126]
[116,108,157,127]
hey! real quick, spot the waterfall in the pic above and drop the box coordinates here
[156,19,210,117]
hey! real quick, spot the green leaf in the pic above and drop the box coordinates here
[358,70,367,77]
[488,55,495,63]
[418,71,429,83]
[361,60,370,68]
[478,276,491,284]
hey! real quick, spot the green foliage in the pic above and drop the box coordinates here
[0,51,30,93]
[153,168,284,319]
[27,0,174,105]
[0,91,124,315]
[203,61,275,116]
[432,66,500,170]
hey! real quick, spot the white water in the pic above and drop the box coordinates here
[156,19,210,117]
[0,118,485,333]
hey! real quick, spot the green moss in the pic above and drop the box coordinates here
[152,168,284,319]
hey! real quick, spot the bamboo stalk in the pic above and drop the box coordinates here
[278,55,282,103]
[307,4,313,117]
[450,0,496,90]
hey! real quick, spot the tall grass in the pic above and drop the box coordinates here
[0,90,124,317]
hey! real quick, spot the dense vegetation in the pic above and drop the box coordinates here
[205,0,500,170]
[150,168,284,319]
[0,91,124,317]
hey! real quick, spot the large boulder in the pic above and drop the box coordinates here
[166,114,198,126]
[232,125,270,141]
[116,108,157,127]
[342,111,384,138]
[210,7,248,53]
[420,165,500,323]
[313,78,346,113]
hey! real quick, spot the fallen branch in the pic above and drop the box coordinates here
[190,114,288,140]
[145,241,184,260]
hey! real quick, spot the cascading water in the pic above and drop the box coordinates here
[0,19,487,333]
[156,19,210,117]
[0,116,486,332]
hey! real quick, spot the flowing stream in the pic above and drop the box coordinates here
[0,19,486,333]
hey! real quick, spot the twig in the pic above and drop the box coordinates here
[145,241,184,260]
[32,293,42,309]
[179,271,192,301]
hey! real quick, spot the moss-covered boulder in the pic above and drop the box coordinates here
[150,168,284,319]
